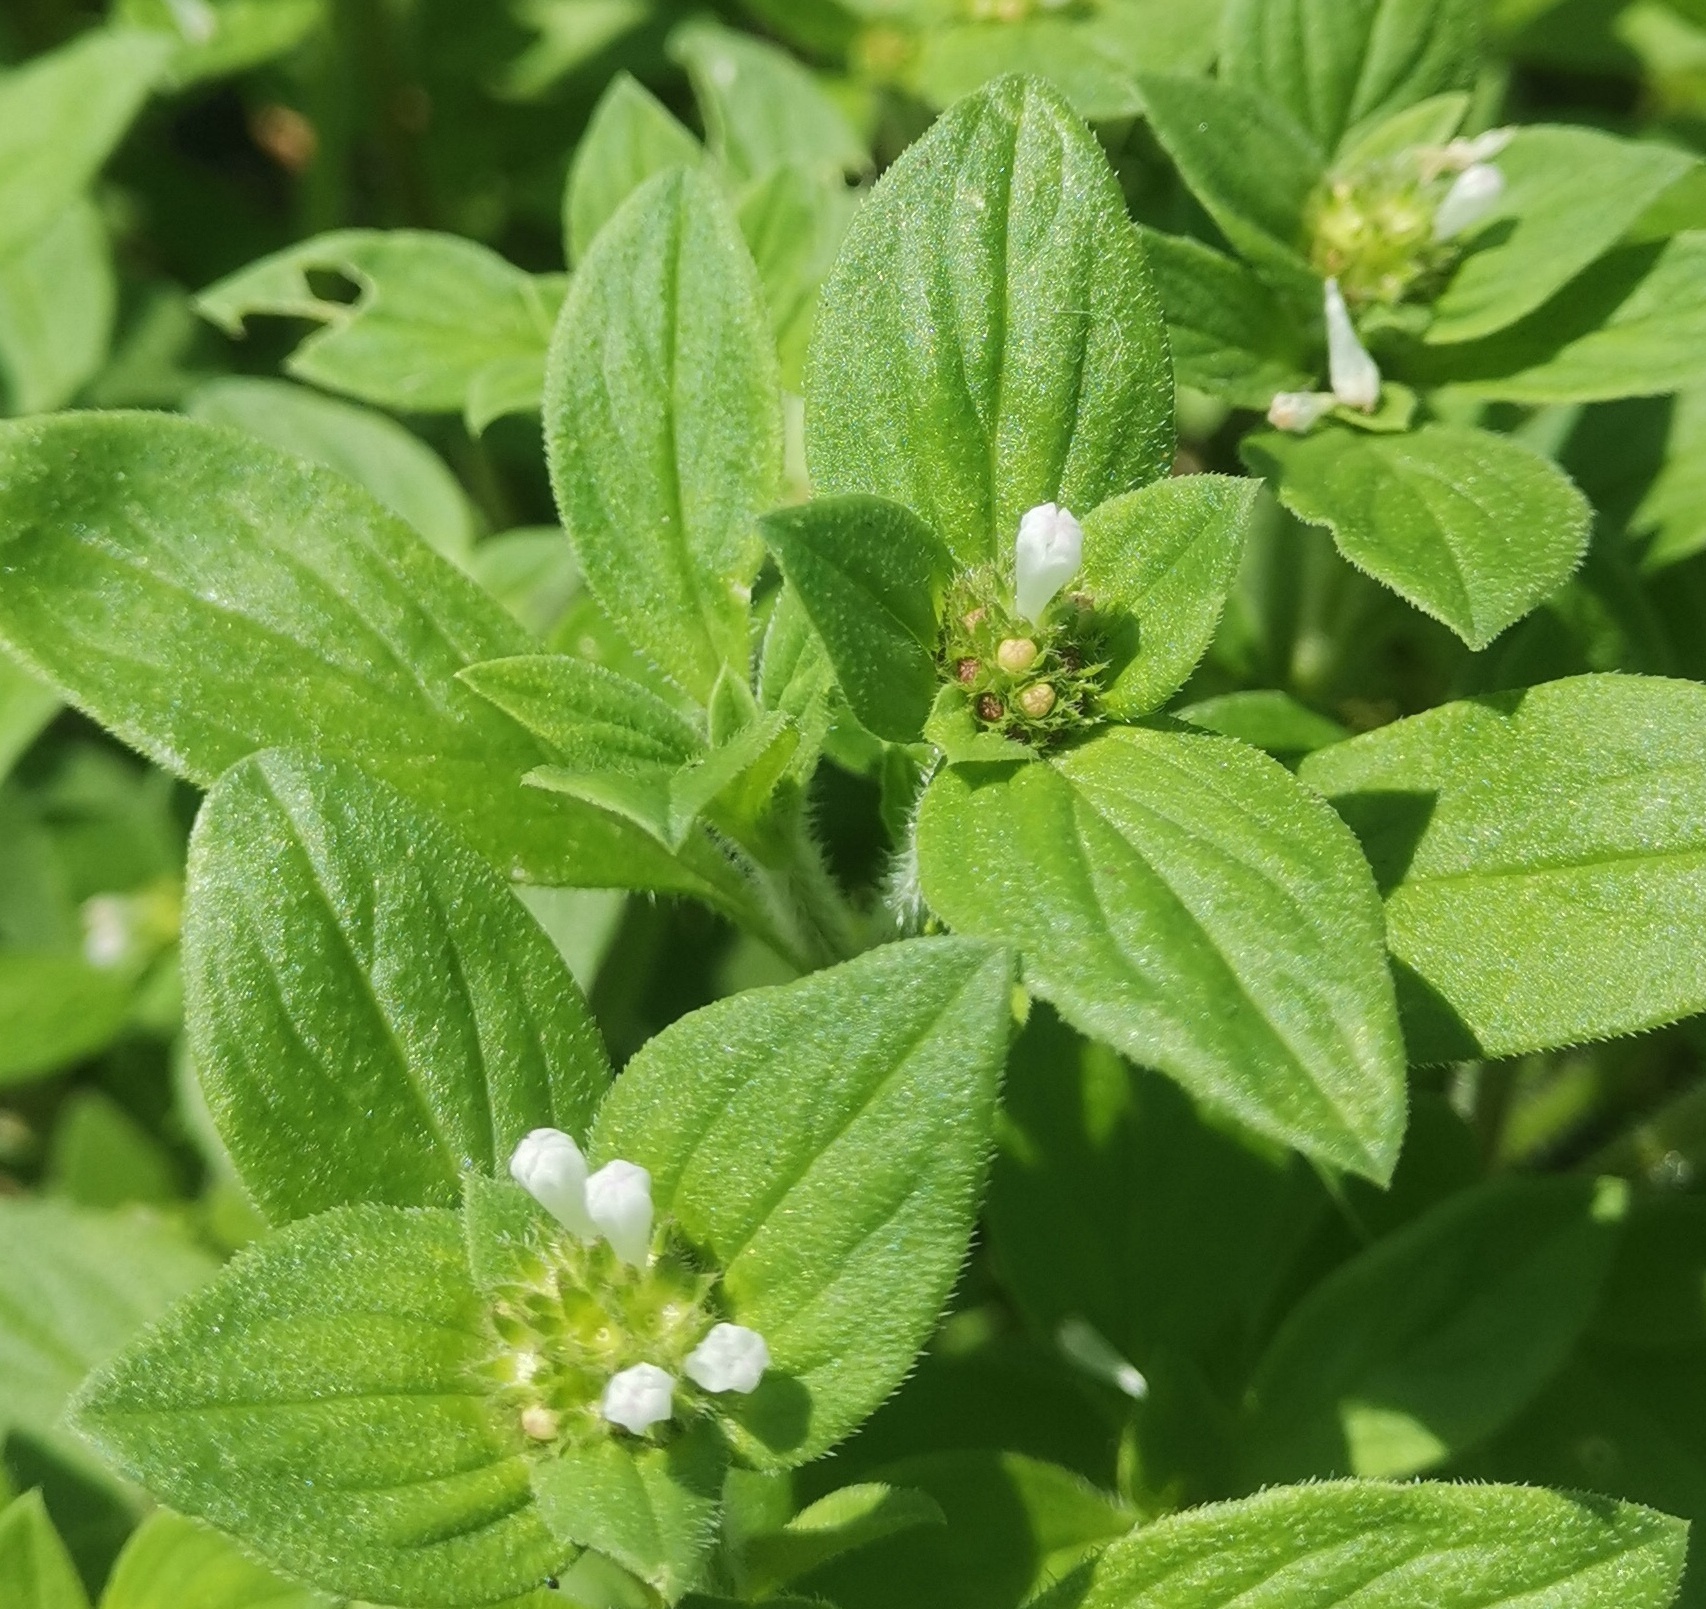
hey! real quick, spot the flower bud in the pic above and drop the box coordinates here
[956,657,981,684]
[1324,278,1380,412]
[1267,391,1334,434]
[1433,162,1506,242]
[601,1363,674,1434]
[1017,683,1057,719]
[976,694,1005,724]
[585,1159,654,1266]
[509,1129,596,1237]
[1014,503,1084,623]
[521,1404,560,1441]
[684,1323,771,1394]
[997,638,1039,675]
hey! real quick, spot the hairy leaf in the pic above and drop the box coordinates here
[807,75,1173,571]
[565,73,702,265]
[760,495,954,744]
[545,168,780,705]
[1081,474,1262,718]
[592,938,1014,1467]
[917,726,1407,1182]
[0,411,745,907]
[196,231,564,429]
[1301,673,1706,1061]
[1076,1480,1686,1609]
[185,750,611,1221]
[100,1509,330,1609]
[0,1491,88,1609]
[1220,0,1479,154]
[1243,422,1591,649]
[0,200,114,418]
[72,1206,563,1607]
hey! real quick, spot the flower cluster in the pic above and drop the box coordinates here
[1271,129,1514,435]
[939,505,1107,747]
[503,1128,769,1440]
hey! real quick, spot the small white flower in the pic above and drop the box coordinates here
[1014,503,1084,623]
[82,896,133,969]
[1057,1316,1149,1401]
[1433,163,1506,242]
[684,1323,770,1394]
[1267,391,1335,434]
[601,1363,675,1434]
[1450,128,1515,168]
[585,1159,654,1266]
[509,1128,596,1237]
[1324,279,1381,412]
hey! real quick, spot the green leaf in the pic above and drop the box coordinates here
[461,656,704,773]
[1177,689,1352,756]
[186,377,480,564]
[531,1426,727,1602]
[0,28,169,266]
[1334,90,1471,167]
[196,231,564,428]
[669,20,865,185]
[1300,673,1706,1062]
[100,1508,330,1609]
[736,1484,945,1600]
[911,21,1144,122]
[807,74,1174,572]
[1219,0,1479,155]
[0,199,114,417]
[1242,423,1591,650]
[0,953,132,1088]
[0,411,744,906]
[72,1205,564,1607]
[0,1491,89,1609]
[1075,1480,1687,1609]
[0,1198,215,1479]
[1134,73,1323,289]
[591,938,1014,1467]
[501,0,652,99]
[545,167,781,705]
[759,495,953,744]
[184,749,611,1222]
[1243,1175,1625,1482]
[1427,127,1695,345]
[1635,383,1706,572]
[1413,235,1706,404]
[47,1092,180,1210]
[799,1453,1131,1609]
[738,163,857,390]
[116,0,326,89]
[466,528,583,637]
[916,726,1407,1183]
[565,72,703,266]
[1081,474,1261,719]
[1143,229,1312,409]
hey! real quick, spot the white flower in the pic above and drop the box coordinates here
[82,896,134,969]
[1447,128,1515,169]
[684,1323,770,1394]
[1324,278,1381,412]
[1267,391,1335,434]
[509,1128,596,1237]
[601,1363,675,1434]
[585,1159,654,1266]
[1433,163,1506,242]
[1014,503,1084,623]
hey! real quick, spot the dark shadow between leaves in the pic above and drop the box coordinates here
[732,1371,813,1459]
[1321,788,1438,895]
[1393,959,1483,1066]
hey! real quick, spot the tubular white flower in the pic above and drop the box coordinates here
[1324,279,1381,412]
[601,1363,675,1434]
[509,1128,596,1237]
[684,1323,770,1394]
[585,1159,654,1266]
[1433,163,1506,242]
[1267,391,1335,434]
[1014,503,1084,623]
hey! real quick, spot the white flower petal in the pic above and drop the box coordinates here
[1014,503,1084,623]
[601,1363,675,1434]
[1433,163,1506,242]
[585,1159,654,1266]
[684,1323,771,1394]
[508,1128,596,1237]
[1324,278,1381,412]
[1267,391,1335,434]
